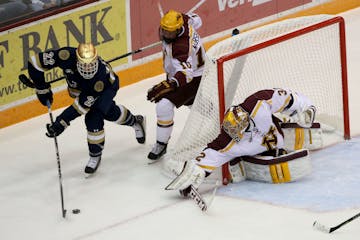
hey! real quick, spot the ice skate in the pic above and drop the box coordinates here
[85,155,101,174]
[147,141,167,162]
[133,115,146,144]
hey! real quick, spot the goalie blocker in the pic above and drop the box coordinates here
[229,149,311,183]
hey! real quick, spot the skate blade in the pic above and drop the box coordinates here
[147,158,162,165]
[84,171,97,179]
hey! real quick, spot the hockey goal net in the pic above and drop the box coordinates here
[162,15,349,184]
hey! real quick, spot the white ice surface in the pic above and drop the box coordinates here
[1,8,360,240]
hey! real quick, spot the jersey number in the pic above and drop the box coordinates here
[84,96,96,107]
[195,152,206,162]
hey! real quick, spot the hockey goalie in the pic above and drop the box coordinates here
[166,88,322,197]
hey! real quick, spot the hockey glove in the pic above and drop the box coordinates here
[36,85,53,106]
[296,105,316,128]
[147,80,177,103]
[46,118,69,138]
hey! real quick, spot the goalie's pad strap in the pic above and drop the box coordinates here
[241,149,308,165]
[240,149,311,183]
[281,122,320,129]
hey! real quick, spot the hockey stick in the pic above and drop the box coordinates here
[106,41,161,64]
[165,160,220,211]
[189,181,219,211]
[46,101,67,218]
[157,2,164,17]
[187,0,207,14]
[18,41,162,88]
[313,212,360,233]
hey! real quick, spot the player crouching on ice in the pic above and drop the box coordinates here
[166,88,321,197]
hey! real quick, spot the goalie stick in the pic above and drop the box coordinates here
[18,41,162,88]
[165,160,219,211]
[166,179,219,212]
[189,183,218,212]
[313,212,360,233]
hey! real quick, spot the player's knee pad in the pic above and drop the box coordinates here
[85,111,105,131]
[156,98,175,121]
[103,103,121,122]
[241,149,311,183]
[281,122,323,151]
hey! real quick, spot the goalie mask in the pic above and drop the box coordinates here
[160,10,184,44]
[76,43,98,79]
[222,106,250,142]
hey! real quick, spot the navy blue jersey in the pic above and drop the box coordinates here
[28,47,119,122]
[29,47,119,96]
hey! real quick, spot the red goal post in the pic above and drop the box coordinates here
[217,16,350,184]
[163,15,350,185]
[217,16,350,139]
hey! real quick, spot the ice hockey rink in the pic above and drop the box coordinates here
[1,7,360,240]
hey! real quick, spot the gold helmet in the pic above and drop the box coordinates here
[160,10,184,32]
[222,106,250,142]
[76,43,98,79]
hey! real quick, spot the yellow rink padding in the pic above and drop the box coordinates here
[117,58,163,87]
[1,0,359,129]
[290,0,360,16]
[1,91,73,128]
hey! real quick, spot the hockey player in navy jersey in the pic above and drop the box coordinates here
[28,43,146,174]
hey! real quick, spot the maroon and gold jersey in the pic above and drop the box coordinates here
[162,13,205,87]
[196,88,314,171]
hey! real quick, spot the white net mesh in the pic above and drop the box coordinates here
[163,15,348,178]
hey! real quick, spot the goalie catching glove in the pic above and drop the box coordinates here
[293,105,316,128]
[147,80,177,103]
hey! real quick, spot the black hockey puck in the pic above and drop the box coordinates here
[72,209,80,214]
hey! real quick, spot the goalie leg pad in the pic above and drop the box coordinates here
[165,160,206,190]
[281,122,323,151]
[241,149,311,183]
[228,159,246,183]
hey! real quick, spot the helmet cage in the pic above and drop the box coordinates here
[222,106,250,142]
[76,43,99,79]
[77,60,98,79]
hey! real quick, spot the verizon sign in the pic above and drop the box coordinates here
[218,0,274,11]
[130,0,313,59]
